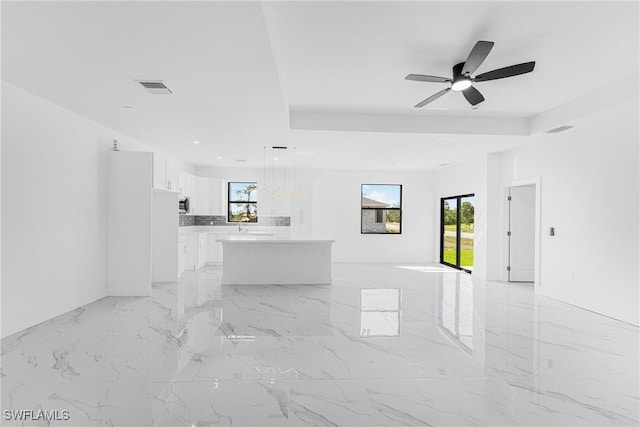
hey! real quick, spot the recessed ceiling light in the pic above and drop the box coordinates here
[217,156,222,160]
[273,157,278,161]
[193,140,200,145]
[121,106,136,111]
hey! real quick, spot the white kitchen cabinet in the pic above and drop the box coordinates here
[153,154,165,191]
[178,237,186,277]
[211,178,226,215]
[152,190,180,283]
[178,171,195,197]
[185,233,208,270]
[189,174,197,199]
[153,154,179,192]
[258,180,292,217]
[178,172,187,196]
[205,234,220,265]
[108,151,154,296]
[193,177,212,214]
[185,173,194,197]
[109,151,180,294]
[166,160,178,192]
[197,234,207,266]
[192,177,225,215]
[290,180,313,239]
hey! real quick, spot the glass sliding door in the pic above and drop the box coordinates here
[440,194,474,272]
[459,195,475,271]
[441,198,458,266]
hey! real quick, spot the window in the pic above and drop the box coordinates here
[228,182,258,222]
[440,194,474,272]
[361,184,402,234]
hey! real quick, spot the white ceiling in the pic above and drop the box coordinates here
[2,1,638,171]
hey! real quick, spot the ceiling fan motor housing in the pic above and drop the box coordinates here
[451,62,472,91]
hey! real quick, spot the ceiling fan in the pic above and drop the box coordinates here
[406,41,535,108]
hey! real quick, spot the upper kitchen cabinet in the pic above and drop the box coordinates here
[178,171,195,197]
[153,154,179,193]
[193,177,211,214]
[192,177,226,215]
[211,178,226,215]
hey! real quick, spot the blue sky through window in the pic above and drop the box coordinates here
[229,182,257,202]
[362,184,401,208]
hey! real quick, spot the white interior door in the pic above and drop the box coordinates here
[509,185,535,282]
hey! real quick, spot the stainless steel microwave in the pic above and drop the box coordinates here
[178,197,190,214]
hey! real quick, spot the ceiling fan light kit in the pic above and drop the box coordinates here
[406,40,535,108]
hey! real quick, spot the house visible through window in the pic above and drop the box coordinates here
[361,184,402,234]
[228,182,258,222]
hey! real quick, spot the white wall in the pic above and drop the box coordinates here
[1,82,153,338]
[197,166,437,263]
[499,99,639,325]
[435,154,491,279]
[435,99,639,325]
[310,169,435,263]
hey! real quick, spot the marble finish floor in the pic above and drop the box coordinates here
[1,263,638,426]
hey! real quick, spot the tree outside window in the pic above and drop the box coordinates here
[228,182,258,222]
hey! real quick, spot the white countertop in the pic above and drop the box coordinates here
[179,226,295,241]
[218,239,334,244]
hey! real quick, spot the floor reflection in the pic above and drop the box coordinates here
[439,273,474,354]
[1,263,638,426]
[360,288,401,337]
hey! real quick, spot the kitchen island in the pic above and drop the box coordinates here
[218,239,334,285]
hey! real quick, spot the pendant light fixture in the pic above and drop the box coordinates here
[260,146,302,197]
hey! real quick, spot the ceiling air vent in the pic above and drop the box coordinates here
[137,80,172,95]
[545,125,574,134]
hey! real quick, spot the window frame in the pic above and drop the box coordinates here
[227,181,258,223]
[360,184,402,235]
[440,193,474,273]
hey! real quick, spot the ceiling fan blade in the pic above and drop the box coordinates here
[414,88,451,108]
[461,41,494,76]
[474,61,535,82]
[405,74,451,83]
[462,86,485,106]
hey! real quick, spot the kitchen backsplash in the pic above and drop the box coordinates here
[179,215,196,226]
[179,215,290,227]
